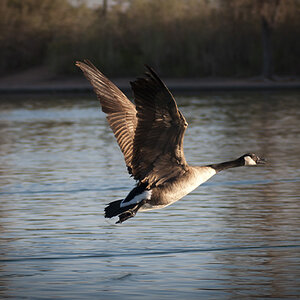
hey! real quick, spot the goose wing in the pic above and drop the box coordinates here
[76,60,137,171]
[130,66,188,187]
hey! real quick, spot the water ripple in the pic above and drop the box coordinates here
[2,244,300,263]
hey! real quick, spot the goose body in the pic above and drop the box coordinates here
[137,166,216,211]
[76,61,265,224]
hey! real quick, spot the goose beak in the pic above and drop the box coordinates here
[257,157,266,165]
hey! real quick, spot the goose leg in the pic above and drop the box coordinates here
[116,200,146,224]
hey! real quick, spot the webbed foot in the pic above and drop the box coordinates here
[116,200,146,224]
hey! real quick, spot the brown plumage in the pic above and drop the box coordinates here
[76,60,265,224]
[76,60,188,188]
[76,60,137,170]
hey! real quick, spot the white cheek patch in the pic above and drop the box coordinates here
[120,190,152,207]
[244,156,257,166]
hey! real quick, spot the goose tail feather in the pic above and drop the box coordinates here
[104,199,124,218]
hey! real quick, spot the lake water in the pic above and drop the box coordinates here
[0,91,300,299]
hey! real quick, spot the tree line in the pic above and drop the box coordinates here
[0,0,299,78]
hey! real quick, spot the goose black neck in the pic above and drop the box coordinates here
[209,157,244,173]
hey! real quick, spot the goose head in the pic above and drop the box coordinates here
[241,153,266,166]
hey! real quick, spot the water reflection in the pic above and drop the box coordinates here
[0,92,299,299]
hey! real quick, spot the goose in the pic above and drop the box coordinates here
[76,60,265,224]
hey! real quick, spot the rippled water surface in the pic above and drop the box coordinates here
[0,92,300,299]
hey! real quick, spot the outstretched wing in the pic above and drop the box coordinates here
[76,60,137,171]
[130,66,189,187]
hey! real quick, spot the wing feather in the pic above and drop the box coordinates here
[76,60,137,170]
[130,66,188,187]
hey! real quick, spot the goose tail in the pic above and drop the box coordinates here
[104,199,124,218]
[104,199,142,224]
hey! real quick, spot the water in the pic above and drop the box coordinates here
[0,92,300,299]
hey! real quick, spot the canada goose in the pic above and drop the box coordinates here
[76,60,265,224]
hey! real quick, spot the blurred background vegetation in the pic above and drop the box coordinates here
[0,0,299,78]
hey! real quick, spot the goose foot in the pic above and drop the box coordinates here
[116,200,146,224]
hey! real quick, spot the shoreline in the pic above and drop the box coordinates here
[0,67,299,95]
[1,80,300,95]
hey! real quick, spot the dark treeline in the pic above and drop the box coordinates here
[0,0,299,78]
